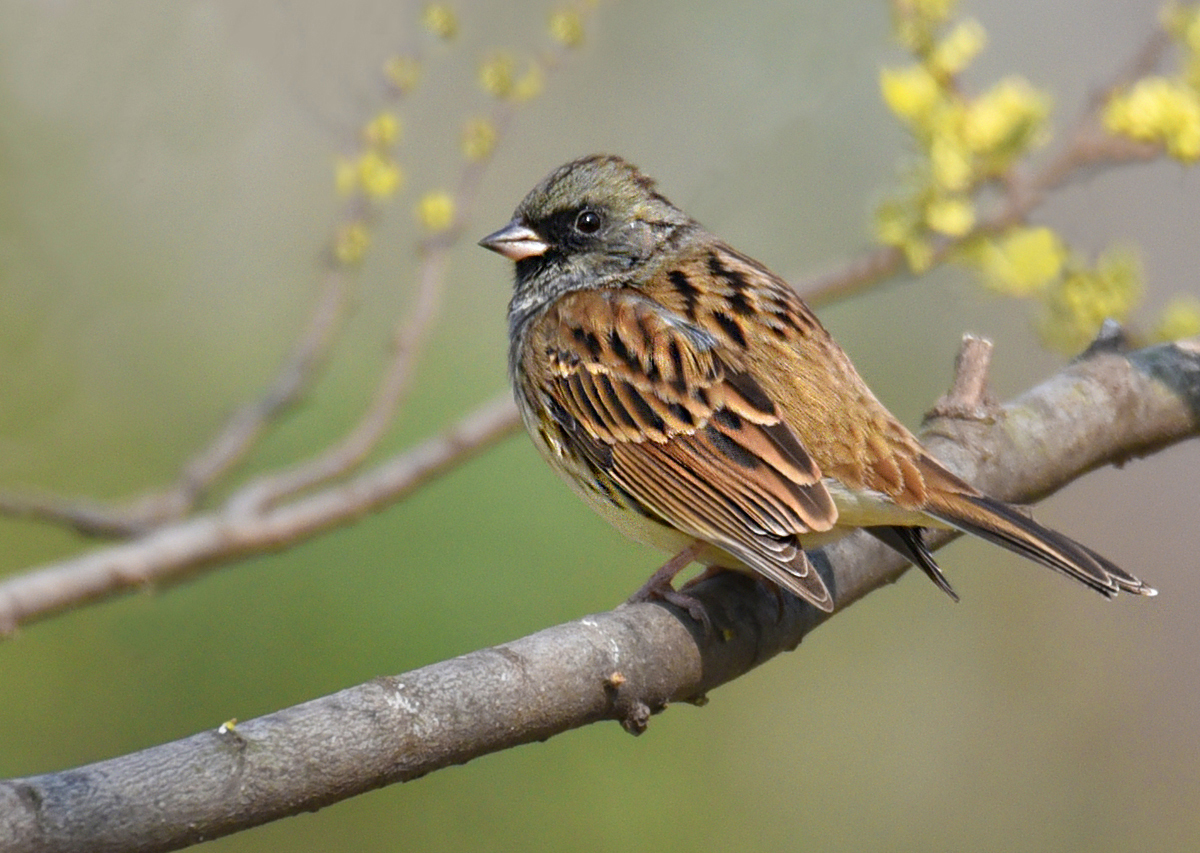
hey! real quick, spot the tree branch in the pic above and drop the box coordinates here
[0,267,353,537]
[0,395,520,637]
[3,334,1195,853]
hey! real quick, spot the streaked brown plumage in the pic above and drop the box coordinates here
[480,154,1155,614]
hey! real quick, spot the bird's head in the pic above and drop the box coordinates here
[480,155,692,324]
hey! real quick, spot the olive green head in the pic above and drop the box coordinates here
[479,155,694,327]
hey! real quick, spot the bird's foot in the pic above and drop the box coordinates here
[627,541,712,631]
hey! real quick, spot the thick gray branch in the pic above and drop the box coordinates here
[1,337,1196,853]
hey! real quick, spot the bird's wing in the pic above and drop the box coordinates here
[521,288,838,609]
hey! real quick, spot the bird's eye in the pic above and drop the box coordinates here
[574,210,602,234]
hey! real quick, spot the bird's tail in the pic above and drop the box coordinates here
[923,487,1155,598]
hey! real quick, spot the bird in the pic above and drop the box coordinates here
[479,154,1155,616]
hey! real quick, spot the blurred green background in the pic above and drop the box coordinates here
[2,2,1198,851]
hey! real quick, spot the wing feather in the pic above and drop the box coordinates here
[520,288,837,607]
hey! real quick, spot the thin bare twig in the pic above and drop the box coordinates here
[227,250,449,514]
[0,268,353,536]
[0,394,520,637]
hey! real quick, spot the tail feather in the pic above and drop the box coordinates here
[925,492,1156,598]
[868,526,960,602]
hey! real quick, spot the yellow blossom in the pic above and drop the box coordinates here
[962,77,1049,156]
[461,117,498,161]
[891,0,960,51]
[880,1,1057,277]
[548,8,585,47]
[356,151,403,199]
[416,191,456,232]
[422,4,458,40]
[363,112,401,149]
[929,18,986,77]
[1163,3,1200,89]
[874,199,916,247]
[902,236,935,272]
[1105,76,1200,161]
[880,64,941,123]
[924,194,975,236]
[336,152,403,199]
[335,222,370,265]
[1039,249,1143,352]
[909,0,958,22]
[929,131,973,190]
[479,52,516,98]
[384,56,421,94]
[875,192,943,270]
[1163,2,1200,51]
[971,227,1065,296]
[1154,294,1200,341]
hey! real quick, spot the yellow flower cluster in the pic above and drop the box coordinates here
[1105,77,1200,161]
[1154,294,1200,341]
[1165,2,1200,88]
[478,52,543,101]
[966,227,1066,297]
[478,52,515,97]
[1104,4,1200,161]
[384,55,421,94]
[461,117,498,161]
[335,222,371,266]
[415,191,456,233]
[1038,249,1143,353]
[548,8,585,48]
[331,105,406,266]
[421,4,459,40]
[877,4,1049,268]
[967,230,1198,351]
[878,1,1199,353]
[335,111,405,201]
[890,0,961,54]
[364,112,401,149]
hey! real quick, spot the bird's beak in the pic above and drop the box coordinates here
[478,220,550,261]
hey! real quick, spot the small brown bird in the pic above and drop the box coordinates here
[480,154,1155,614]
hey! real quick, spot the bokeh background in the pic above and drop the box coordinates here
[2,2,1198,851]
